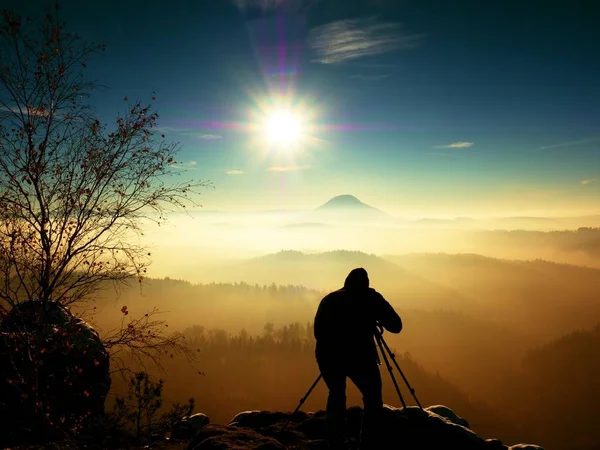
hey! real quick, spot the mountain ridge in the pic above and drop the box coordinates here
[309,194,397,225]
[317,194,380,211]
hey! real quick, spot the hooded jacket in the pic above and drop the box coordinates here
[314,269,402,367]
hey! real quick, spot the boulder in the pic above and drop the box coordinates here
[0,300,111,444]
[229,410,303,428]
[508,445,545,450]
[172,413,211,439]
[188,424,285,450]
[426,404,470,428]
[190,404,546,450]
[486,438,507,450]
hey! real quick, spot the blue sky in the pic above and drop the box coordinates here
[8,0,600,216]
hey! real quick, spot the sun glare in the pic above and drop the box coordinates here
[264,109,302,146]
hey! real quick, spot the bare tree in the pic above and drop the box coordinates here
[103,306,203,376]
[0,6,209,361]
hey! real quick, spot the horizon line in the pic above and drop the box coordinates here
[152,208,600,220]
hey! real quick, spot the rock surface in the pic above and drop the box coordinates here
[0,300,111,445]
[173,413,211,440]
[189,425,285,450]
[183,404,544,450]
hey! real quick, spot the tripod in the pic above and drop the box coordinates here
[284,326,422,428]
[373,325,422,409]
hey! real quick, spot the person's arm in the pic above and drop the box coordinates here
[313,295,331,340]
[372,290,402,333]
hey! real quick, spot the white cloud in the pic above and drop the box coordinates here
[308,17,425,64]
[581,179,596,185]
[540,138,600,150]
[155,127,222,141]
[436,142,474,149]
[172,161,197,170]
[226,170,245,175]
[1,104,51,117]
[267,165,312,172]
[196,134,222,140]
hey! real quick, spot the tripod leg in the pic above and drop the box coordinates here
[374,334,407,408]
[378,335,423,409]
[282,373,322,431]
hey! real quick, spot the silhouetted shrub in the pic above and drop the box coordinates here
[86,371,194,447]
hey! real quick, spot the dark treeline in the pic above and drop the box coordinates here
[515,324,600,450]
[109,321,533,448]
[106,316,600,450]
[94,256,600,450]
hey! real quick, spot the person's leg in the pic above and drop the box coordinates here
[348,363,384,449]
[321,365,348,449]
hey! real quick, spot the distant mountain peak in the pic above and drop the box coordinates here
[317,194,376,210]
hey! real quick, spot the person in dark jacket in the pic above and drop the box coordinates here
[314,268,402,450]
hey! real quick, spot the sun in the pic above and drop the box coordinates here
[264,109,302,146]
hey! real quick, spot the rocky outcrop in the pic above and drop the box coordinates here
[185,404,544,450]
[173,413,211,440]
[189,425,285,450]
[0,300,111,445]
